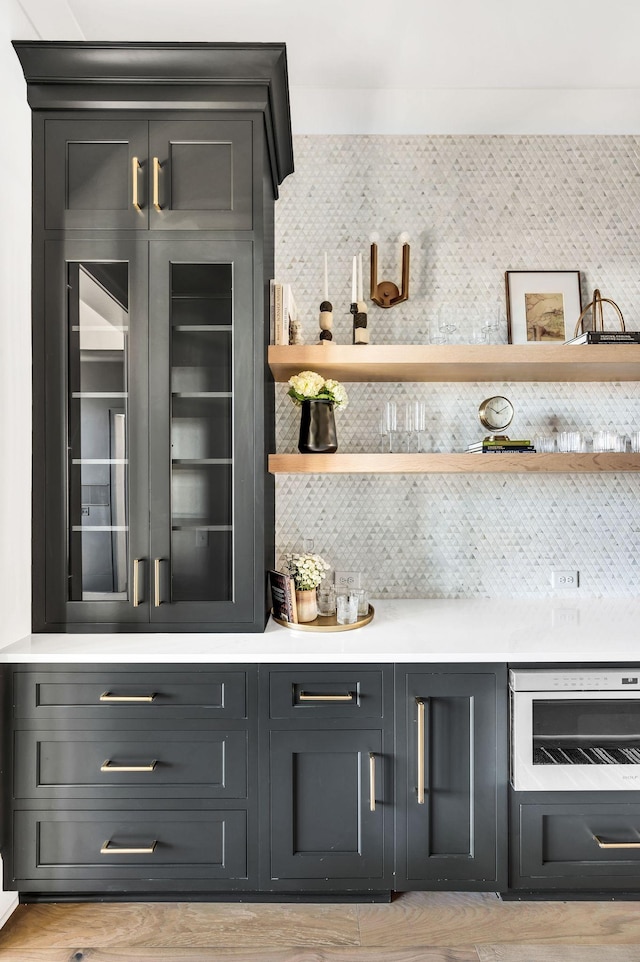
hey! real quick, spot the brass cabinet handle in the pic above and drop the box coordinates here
[593,834,640,849]
[132,156,142,210]
[153,157,162,211]
[100,840,157,855]
[154,558,162,607]
[101,760,157,773]
[100,692,156,703]
[298,692,354,702]
[369,752,376,812]
[417,697,425,805]
[132,558,142,607]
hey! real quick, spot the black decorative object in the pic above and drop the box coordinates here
[298,399,338,454]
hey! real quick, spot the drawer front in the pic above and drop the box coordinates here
[13,670,247,721]
[269,669,384,719]
[517,801,640,882]
[14,810,247,881]
[15,730,247,800]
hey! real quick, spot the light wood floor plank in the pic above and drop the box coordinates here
[357,892,640,947]
[477,947,640,962]
[0,948,480,962]
[0,903,360,950]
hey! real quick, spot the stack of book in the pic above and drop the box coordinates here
[466,439,535,454]
[564,330,640,345]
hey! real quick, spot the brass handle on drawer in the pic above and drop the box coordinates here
[298,692,354,702]
[154,558,162,607]
[417,697,425,805]
[101,760,157,773]
[133,558,142,607]
[132,156,142,210]
[153,157,162,211]
[100,692,156,703]
[369,752,376,812]
[593,834,640,849]
[100,840,157,855]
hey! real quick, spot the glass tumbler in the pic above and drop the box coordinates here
[630,430,640,453]
[557,431,584,453]
[593,430,625,453]
[316,583,336,617]
[336,592,358,625]
[534,435,556,453]
[350,587,368,617]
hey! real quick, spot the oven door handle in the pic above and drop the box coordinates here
[593,834,640,850]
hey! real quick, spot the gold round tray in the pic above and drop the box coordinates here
[271,604,374,632]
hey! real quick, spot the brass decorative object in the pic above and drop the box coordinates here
[573,288,625,338]
[271,604,374,632]
[370,235,410,308]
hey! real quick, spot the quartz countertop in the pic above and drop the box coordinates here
[0,598,636,663]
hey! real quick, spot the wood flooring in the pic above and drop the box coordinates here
[0,893,640,962]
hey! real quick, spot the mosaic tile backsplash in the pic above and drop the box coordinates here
[274,135,640,598]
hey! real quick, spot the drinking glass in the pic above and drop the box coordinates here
[534,435,556,453]
[593,430,625,453]
[379,401,397,453]
[412,400,427,452]
[336,592,358,625]
[316,583,336,617]
[557,431,585,453]
[350,587,368,617]
[437,306,458,344]
[630,430,640,453]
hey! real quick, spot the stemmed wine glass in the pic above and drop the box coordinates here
[379,401,397,452]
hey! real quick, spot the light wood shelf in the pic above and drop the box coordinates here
[269,453,640,474]
[268,344,640,382]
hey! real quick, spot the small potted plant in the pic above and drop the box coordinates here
[284,551,330,622]
[287,370,348,454]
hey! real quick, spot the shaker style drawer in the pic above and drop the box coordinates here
[515,800,640,884]
[269,669,384,719]
[14,730,247,800]
[13,670,247,721]
[13,809,247,883]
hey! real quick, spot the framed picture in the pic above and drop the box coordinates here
[505,270,582,344]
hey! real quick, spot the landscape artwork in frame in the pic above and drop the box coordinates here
[505,271,582,344]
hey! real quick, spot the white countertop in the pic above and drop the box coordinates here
[0,598,637,663]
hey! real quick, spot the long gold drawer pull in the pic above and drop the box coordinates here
[153,157,162,210]
[99,692,156,703]
[298,692,354,702]
[100,760,157,773]
[417,697,425,805]
[154,558,162,607]
[133,558,142,607]
[593,834,640,849]
[132,156,142,210]
[100,841,157,856]
[369,752,376,812]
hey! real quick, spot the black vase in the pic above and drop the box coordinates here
[298,399,338,454]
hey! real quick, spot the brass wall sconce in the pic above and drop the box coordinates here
[370,233,410,308]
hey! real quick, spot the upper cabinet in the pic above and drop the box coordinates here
[44,118,253,231]
[15,42,293,633]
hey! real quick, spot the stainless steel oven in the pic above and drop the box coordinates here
[510,668,640,791]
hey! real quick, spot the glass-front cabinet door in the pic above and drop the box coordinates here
[148,241,255,625]
[41,240,149,627]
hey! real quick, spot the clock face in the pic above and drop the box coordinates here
[478,395,514,432]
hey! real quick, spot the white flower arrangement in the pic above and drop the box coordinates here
[287,370,348,409]
[284,552,330,591]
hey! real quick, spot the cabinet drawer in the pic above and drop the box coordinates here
[516,800,640,883]
[15,730,247,800]
[13,670,247,721]
[269,669,384,719]
[14,809,247,882]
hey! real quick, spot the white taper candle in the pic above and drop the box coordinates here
[351,255,357,303]
[358,252,363,302]
[323,252,328,301]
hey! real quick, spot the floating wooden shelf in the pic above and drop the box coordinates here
[269,453,640,474]
[268,344,640,383]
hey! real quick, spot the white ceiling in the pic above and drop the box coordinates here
[13,0,640,133]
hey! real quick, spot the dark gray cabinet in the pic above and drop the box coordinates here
[395,665,508,890]
[15,42,294,633]
[44,117,253,232]
[7,666,258,895]
[261,666,394,893]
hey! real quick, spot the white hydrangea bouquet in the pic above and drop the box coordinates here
[284,551,330,591]
[287,370,348,409]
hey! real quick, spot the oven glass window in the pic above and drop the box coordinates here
[533,700,640,765]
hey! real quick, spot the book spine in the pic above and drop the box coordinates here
[274,284,283,345]
[289,578,298,623]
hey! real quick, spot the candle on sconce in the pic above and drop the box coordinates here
[351,256,357,305]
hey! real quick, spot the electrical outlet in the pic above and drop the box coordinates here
[334,570,361,589]
[551,569,579,589]
[195,528,209,548]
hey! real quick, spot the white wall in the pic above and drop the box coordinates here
[0,1,36,647]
